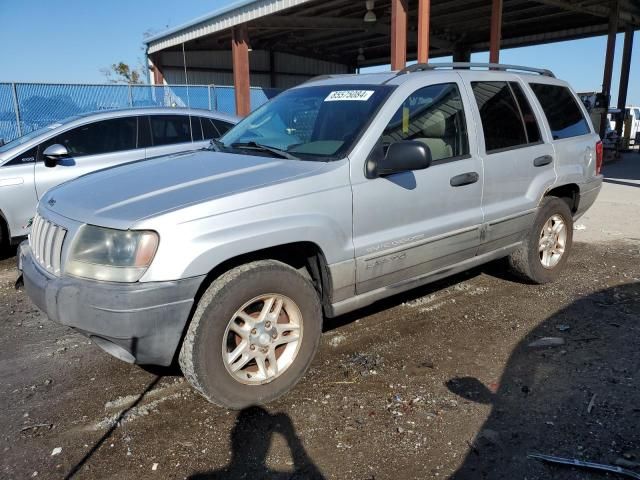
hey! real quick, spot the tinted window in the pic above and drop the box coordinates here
[212,119,232,136]
[530,84,590,139]
[382,83,469,161]
[44,117,137,158]
[150,115,192,146]
[472,81,528,152]
[5,146,38,166]
[510,82,541,143]
[201,117,220,140]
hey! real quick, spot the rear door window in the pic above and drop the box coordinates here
[510,82,541,143]
[149,115,192,146]
[472,81,529,152]
[530,83,590,139]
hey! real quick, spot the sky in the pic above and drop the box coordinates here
[1,0,638,105]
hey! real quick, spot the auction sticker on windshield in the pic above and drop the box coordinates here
[324,90,374,102]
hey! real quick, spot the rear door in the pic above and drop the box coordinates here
[465,74,556,254]
[144,114,196,159]
[351,76,484,294]
[528,81,598,186]
[34,116,144,198]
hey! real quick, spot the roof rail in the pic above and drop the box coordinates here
[397,62,555,78]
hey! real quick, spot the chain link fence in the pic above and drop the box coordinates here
[0,83,281,144]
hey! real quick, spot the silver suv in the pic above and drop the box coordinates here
[0,107,237,246]
[20,64,603,409]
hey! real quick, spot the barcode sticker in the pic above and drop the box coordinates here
[324,90,374,102]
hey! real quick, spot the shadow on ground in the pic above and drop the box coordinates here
[447,282,640,479]
[189,406,325,480]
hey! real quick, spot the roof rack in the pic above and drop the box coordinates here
[397,62,555,78]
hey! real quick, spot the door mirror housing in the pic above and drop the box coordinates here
[42,144,69,168]
[366,140,432,178]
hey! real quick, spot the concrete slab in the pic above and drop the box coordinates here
[575,151,640,243]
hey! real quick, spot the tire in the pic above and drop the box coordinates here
[179,260,322,409]
[508,197,573,284]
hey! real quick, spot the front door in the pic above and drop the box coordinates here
[34,116,144,198]
[351,77,484,294]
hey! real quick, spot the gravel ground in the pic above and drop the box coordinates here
[1,156,639,480]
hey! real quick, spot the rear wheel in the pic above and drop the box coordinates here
[508,197,573,284]
[179,260,322,409]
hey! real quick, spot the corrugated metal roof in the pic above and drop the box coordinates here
[146,0,315,54]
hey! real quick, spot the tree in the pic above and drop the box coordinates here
[101,62,143,84]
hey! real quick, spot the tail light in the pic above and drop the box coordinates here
[595,140,603,175]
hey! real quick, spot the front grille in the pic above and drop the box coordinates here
[29,214,67,276]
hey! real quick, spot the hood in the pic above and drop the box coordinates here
[40,149,328,229]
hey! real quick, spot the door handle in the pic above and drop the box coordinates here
[533,155,553,167]
[450,172,479,187]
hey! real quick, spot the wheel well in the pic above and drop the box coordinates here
[544,184,579,213]
[193,242,331,314]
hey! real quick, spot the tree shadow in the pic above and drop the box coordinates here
[189,406,325,480]
[447,282,640,479]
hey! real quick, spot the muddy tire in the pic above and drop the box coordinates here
[508,197,573,284]
[179,260,322,409]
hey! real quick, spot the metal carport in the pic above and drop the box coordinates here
[145,0,639,133]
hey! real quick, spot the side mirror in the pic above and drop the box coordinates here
[42,144,68,168]
[366,140,432,178]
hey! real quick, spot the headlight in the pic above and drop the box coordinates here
[66,225,159,282]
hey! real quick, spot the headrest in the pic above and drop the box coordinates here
[421,111,446,137]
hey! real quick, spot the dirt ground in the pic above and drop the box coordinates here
[1,155,639,480]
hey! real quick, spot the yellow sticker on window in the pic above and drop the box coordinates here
[402,106,410,134]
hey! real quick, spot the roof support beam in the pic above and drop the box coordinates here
[391,0,408,70]
[417,0,431,63]
[232,24,251,117]
[490,0,503,63]
[601,0,619,138]
[531,0,639,24]
[616,27,634,136]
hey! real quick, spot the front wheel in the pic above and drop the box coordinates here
[179,260,322,409]
[508,197,574,284]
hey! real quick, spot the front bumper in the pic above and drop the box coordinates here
[19,244,204,366]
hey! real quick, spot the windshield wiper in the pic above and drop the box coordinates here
[230,141,299,160]
[205,138,225,152]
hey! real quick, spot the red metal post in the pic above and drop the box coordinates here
[417,0,431,64]
[489,0,503,64]
[391,0,408,70]
[151,57,164,85]
[232,23,251,117]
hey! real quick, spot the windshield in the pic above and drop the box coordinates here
[219,84,393,160]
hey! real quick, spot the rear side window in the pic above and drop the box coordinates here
[39,117,137,158]
[472,81,530,152]
[149,115,192,146]
[530,84,590,139]
[382,82,469,161]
